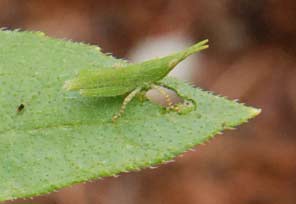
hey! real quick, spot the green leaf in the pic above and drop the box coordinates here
[0,30,260,201]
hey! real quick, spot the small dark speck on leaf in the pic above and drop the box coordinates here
[17,104,25,112]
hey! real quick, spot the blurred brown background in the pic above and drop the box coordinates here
[1,0,296,204]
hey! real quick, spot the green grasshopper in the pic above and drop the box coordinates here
[64,39,208,121]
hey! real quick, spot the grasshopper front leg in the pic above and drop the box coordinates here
[112,87,142,122]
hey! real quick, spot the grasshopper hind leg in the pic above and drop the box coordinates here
[151,84,177,111]
[112,87,142,122]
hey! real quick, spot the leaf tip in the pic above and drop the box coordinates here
[249,107,261,118]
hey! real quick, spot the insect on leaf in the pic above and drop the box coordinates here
[0,30,260,202]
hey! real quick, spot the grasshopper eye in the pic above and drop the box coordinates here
[17,104,25,112]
